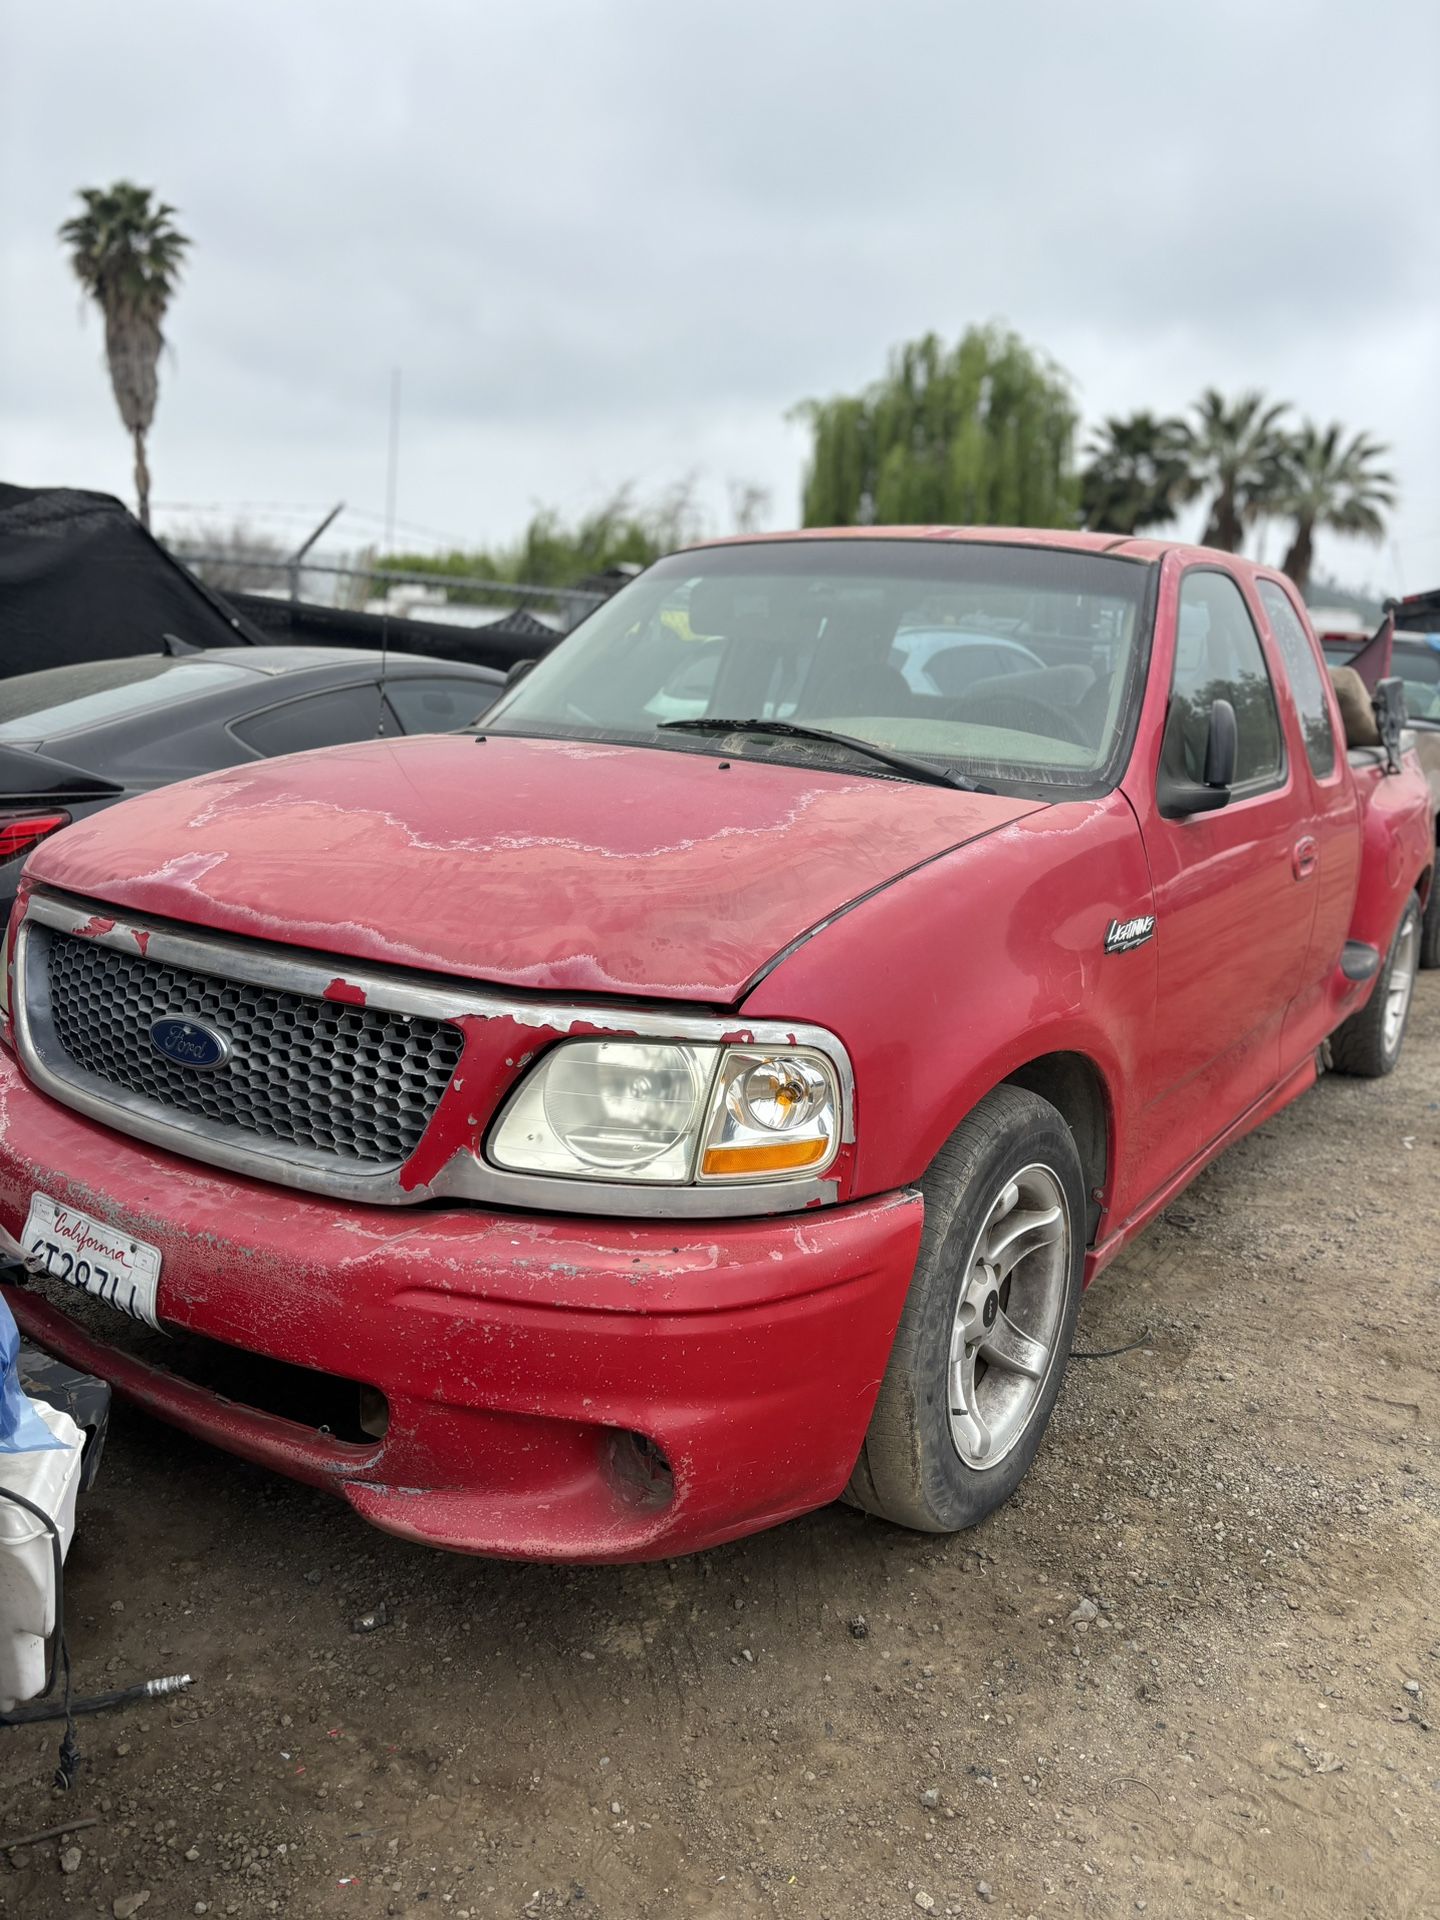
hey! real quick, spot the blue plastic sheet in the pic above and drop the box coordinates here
[0,1293,62,1452]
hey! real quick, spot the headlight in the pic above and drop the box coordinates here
[487,1038,841,1186]
[490,1040,715,1180]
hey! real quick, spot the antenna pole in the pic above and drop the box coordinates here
[384,367,402,554]
[379,369,402,735]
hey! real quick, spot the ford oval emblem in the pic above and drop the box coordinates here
[149,1016,231,1070]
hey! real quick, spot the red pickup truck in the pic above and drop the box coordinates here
[0,530,1432,1561]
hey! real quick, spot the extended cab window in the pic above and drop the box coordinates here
[231,684,387,756]
[1257,580,1336,777]
[1172,572,1283,789]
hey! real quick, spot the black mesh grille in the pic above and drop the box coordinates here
[42,930,464,1168]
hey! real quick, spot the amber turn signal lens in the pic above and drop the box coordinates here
[700,1136,831,1177]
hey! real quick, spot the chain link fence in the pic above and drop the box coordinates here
[170,547,607,633]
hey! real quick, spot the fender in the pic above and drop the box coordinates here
[1345,748,1434,961]
[743,792,1155,1238]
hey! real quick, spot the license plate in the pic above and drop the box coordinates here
[21,1194,162,1330]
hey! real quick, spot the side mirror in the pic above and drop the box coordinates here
[504,657,537,689]
[1372,675,1407,772]
[1202,696,1238,789]
[1157,696,1237,818]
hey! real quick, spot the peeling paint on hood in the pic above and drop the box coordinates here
[27,734,1043,1001]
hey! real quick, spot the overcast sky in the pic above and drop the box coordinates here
[3,0,1437,591]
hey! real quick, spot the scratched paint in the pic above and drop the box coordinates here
[397,1012,542,1192]
[0,1041,926,1560]
[25,735,1041,1002]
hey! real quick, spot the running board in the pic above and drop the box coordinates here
[1340,940,1381,982]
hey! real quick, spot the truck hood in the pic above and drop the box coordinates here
[26,734,1043,1003]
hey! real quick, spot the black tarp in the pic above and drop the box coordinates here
[0,482,263,676]
[0,483,570,680]
[228,594,564,673]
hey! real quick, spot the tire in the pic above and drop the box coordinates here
[1331,890,1422,1079]
[846,1085,1085,1533]
[1420,877,1440,971]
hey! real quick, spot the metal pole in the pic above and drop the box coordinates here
[287,502,345,603]
[384,368,401,554]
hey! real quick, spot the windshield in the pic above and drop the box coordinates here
[1393,642,1440,721]
[484,540,1155,793]
[0,656,259,743]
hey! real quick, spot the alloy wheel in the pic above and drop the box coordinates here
[947,1164,1071,1469]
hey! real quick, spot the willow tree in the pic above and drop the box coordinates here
[59,182,191,529]
[794,326,1079,530]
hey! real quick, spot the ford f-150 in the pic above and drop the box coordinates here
[0,529,1432,1561]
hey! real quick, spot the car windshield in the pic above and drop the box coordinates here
[1322,634,1440,724]
[1394,642,1440,721]
[0,656,259,743]
[484,540,1155,794]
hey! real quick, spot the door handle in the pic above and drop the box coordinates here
[1293,836,1319,879]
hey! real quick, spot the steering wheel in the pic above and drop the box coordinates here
[960,692,1089,746]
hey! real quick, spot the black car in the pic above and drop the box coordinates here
[0,646,502,922]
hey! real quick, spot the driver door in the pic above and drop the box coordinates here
[1125,565,1315,1205]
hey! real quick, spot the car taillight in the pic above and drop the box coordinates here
[0,812,71,863]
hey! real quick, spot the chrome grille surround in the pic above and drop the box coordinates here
[13,890,855,1216]
[40,927,464,1169]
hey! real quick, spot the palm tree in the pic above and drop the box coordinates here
[1276,422,1395,594]
[59,182,191,529]
[1080,412,1194,534]
[1183,389,1292,552]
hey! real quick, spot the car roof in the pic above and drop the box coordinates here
[0,646,501,757]
[176,645,485,675]
[676,525,1267,571]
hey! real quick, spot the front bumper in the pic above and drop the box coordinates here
[0,1048,923,1561]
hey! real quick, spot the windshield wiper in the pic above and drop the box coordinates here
[659,717,985,792]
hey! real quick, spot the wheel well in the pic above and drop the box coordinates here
[1003,1052,1110,1245]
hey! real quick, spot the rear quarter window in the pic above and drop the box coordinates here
[230,684,387,756]
[384,676,497,732]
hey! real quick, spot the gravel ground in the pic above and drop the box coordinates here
[3,983,1438,1920]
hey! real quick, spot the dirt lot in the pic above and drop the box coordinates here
[3,985,1438,1920]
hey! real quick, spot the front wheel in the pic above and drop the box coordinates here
[846,1085,1084,1533]
[1331,891,1421,1078]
